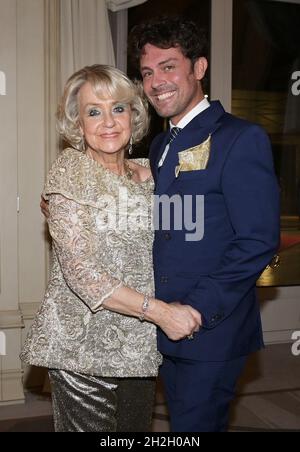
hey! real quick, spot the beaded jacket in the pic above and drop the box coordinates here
[21,148,161,377]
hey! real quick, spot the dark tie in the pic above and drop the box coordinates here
[167,126,182,145]
[158,127,182,174]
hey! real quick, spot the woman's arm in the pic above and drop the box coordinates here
[103,286,202,341]
[48,194,122,311]
[48,194,201,340]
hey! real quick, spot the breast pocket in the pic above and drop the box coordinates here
[176,169,209,181]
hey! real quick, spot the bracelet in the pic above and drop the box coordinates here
[139,294,151,322]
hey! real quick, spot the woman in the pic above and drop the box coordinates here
[21,65,200,432]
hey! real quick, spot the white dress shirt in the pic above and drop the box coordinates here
[158,97,210,168]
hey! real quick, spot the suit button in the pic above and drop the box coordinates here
[164,233,171,240]
[160,276,169,284]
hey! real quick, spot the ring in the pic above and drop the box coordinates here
[187,334,194,340]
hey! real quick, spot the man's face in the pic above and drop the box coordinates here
[140,44,207,124]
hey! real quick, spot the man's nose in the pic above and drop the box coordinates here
[151,72,166,90]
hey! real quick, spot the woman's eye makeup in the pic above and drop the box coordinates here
[88,108,100,117]
[113,104,127,113]
[86,104,128,117]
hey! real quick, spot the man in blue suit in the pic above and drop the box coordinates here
[129,17,280,432]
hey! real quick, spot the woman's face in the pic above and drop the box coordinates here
[78,82,132,155]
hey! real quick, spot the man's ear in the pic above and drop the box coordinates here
[194,57,208,81]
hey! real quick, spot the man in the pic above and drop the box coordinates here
[128,17,280,432]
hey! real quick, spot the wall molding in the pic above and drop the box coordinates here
[264,330,296,345]
[0,368,24,404]
[0,310,23,329]
[19,302,40,321]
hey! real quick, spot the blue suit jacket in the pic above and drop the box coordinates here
[150,101,280,361]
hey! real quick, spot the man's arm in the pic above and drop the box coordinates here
[40,195,50,218]
[183,125,280,329]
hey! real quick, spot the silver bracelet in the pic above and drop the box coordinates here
[139,294,151,322]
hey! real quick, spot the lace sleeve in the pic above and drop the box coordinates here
[48,194,123,312]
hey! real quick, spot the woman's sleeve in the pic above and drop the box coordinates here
[47,194,123,312]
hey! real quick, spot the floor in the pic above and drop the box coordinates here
[0,344,299,432]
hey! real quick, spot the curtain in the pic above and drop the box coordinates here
[60,0,148,85]
[61,0,115,85]
[106,0,148,11]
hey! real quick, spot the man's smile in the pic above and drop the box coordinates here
[155,91,176,102]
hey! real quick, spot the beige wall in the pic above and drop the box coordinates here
[0,0,51,404]
[0,0,23,404]
[17,0,48,305]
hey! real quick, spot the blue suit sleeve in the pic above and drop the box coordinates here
[183,125,281,329]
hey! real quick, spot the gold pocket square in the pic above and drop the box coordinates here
[175,134,211,178]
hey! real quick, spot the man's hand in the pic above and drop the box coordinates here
[148,300,202,342]
[40,196,50,219]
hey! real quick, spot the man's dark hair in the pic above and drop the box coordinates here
[128,16,209,72]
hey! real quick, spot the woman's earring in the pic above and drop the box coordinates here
[128,136,133,155]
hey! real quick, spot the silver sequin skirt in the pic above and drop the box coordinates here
[48,369,156,432]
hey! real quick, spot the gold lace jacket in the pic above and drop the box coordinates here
[20,148,161,377]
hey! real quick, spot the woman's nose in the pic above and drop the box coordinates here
[102,111,116,128]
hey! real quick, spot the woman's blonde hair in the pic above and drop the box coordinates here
[57,64,149,151]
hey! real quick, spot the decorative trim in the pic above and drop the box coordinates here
[264,330,296,345]
[1,368,24,377]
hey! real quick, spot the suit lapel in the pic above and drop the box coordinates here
[155,101,226,195]
[156,124,220,194]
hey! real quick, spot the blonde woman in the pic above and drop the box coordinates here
[21,65,201,432]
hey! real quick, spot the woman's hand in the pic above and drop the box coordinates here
[146,300,202,341]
